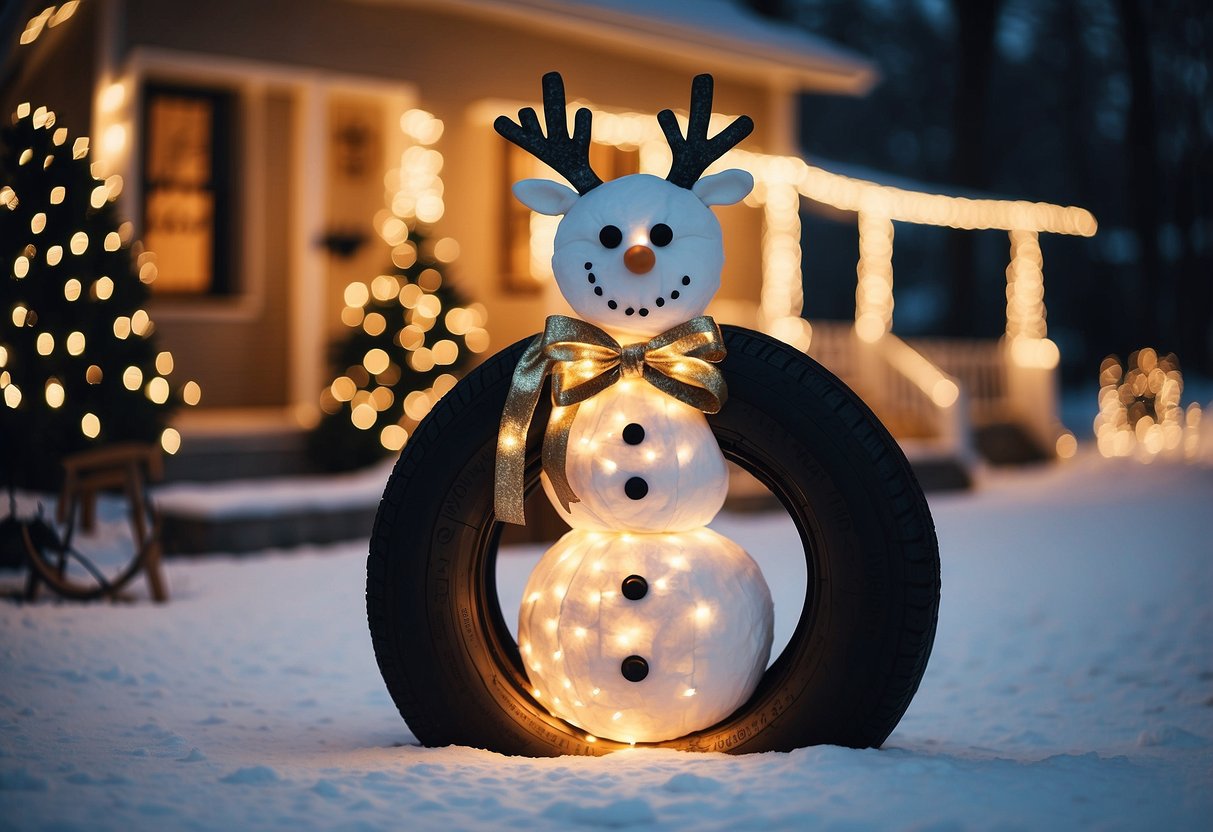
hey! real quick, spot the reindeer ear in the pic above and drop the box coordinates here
[512,179,580,215]
[692,169,753,206]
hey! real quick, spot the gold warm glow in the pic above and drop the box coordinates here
[161,427,181,455]
[1095,349,1192,461]
[855,212,894,343]
[499,103,1094,366]
[182,380,202,406]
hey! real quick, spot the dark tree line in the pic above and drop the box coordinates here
[747,0,1213,380]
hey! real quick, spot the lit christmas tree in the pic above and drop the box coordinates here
[0,103,198,488]
[308,109,488,471]
[309,229,489,470]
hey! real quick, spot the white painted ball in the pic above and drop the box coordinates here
[550,174,725,340]
[542,380,729,533]
[518,527,773,744]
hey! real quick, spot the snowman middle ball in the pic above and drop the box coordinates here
[541,380,729,532]
[518,527,774,744]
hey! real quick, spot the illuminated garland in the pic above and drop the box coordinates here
[1095,348,1201,461]
[0,103,197,482]
[487,102,1097,358]
[311,109,488,466]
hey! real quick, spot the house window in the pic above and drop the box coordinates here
[141,83,236,295]
[501,141,638,293]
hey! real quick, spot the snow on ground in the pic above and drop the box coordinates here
[1,451,1211,831]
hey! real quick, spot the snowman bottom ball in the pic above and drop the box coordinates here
[518,527,773,744]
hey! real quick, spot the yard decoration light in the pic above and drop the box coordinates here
[308,108,486,471]
[492,74,772,741]
[0,103,197,486]
[1095,348,1198,461]
[368,74,940,756]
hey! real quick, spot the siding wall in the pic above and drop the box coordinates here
[86,0,781,405]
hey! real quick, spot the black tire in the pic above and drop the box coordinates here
[367,325,939,756]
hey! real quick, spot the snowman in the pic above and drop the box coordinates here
[494,74,773,744]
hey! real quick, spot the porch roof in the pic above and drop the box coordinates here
[359,0,878,95]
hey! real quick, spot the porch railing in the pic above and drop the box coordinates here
[908,337,1009,425]
[806,322,971,459]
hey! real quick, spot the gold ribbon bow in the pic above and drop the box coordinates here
[495,314,727,525]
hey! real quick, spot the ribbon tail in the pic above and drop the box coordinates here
[542,403,581,513]
[494,335,550,525]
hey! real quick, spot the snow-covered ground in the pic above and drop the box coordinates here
[2,451,1211,831]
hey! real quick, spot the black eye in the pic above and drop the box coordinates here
[599,225,623,248]
[650,223,673,247]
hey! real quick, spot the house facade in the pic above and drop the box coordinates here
[2,0,874,419]
[4,0,1098,482]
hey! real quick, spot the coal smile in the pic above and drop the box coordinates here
[584,261,692,318]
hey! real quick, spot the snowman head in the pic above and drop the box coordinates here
[497,73,754,339]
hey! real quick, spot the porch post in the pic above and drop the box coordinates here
[290,83,328,422]
[855,211,894,342]
[1005,228,1045,341]
[760,181,809,349]
[1004,228,1061,454]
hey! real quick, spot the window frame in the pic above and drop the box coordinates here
[139,81,239,297]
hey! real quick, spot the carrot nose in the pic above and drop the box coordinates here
[623,244,655,275]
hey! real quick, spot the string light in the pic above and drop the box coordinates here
[182,380,202,406]
[161,427,181,455]
[146,376,170,404]
[316,107,483,456]
[1095,349,1190,461]
[45,379,64,408]
[855,211,895,343]
[496,103,1094,353]
[0,96,193,469]
[519,527,772,744]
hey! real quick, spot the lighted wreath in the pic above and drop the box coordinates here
[368,74,940,756]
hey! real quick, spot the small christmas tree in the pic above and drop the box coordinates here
[309,226,489,471]
[0,104,197,488]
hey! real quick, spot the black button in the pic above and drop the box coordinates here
[622,423,645,445]
[624,477,648,500]
[621,574,648,600]
[620,655,649,682]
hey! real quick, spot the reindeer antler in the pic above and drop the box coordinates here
[659,74,754,189]
[495,72,603,194]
